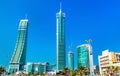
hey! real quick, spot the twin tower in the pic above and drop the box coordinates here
[9,4,66,73]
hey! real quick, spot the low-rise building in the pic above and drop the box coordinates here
[25,62,54,74]
[98,49,120,76]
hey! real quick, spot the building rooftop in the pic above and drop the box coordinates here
[68,51,74,54]
[77,44,90,48]
[21,19,28,21]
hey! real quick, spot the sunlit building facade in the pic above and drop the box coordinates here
[9,19,29,73]
[56,5,66,72]
[98,49,120,76]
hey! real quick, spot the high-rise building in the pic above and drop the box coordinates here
[77,44,94,75]
[9,19,29,73]
[56,3,66,72]
[68,51,74,70]
[98,49,120,76]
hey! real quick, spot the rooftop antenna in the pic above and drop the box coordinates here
[85,39,92,44]
[69,42,73,51]
[60,1,62,12]
[25,14,28,19]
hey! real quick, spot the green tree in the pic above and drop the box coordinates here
[61,67,70,76]
[106,66,120,76]
[25,74,29,76]
[76,66,89,76]
[32,73,37,76]
[0,66,5,76]
[70,70,77,76]
[39,73,45,76]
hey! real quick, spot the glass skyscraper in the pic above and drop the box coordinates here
[9,19,29,73]
[77,44,94,75]
[56,4,66,72]
[68,51,74,70]
[77,44,90,68]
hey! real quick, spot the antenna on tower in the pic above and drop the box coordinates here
[60,1,62,12]
[85,39,92,44]
[69,42,73,51]
[85,39,92,55]
[25,14,28,19]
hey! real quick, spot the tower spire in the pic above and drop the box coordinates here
[25,14,28,19]
[60,1,62,13]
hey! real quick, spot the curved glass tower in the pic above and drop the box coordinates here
[56,4,66,72]
[9,19,29,73]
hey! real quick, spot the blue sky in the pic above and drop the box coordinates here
[0,0,120,69]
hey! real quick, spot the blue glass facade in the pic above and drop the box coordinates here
[9,19,29,73]
[26,62,53,74]
[77,44,90,70]
[56,10,66,71]
[68,51,74,70]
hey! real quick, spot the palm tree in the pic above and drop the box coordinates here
[61,67,70,76]
[39,73,45,76]
[0,66,5,76]
[70,70,77,76]
[76,66,89,76]
[106,66,120,76]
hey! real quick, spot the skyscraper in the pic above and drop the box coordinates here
[77,44,94,75]
[9,19,29,73]
[56,3,66,72]
[68,51,74,70]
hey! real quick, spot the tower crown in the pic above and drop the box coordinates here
[59,2,62,13]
